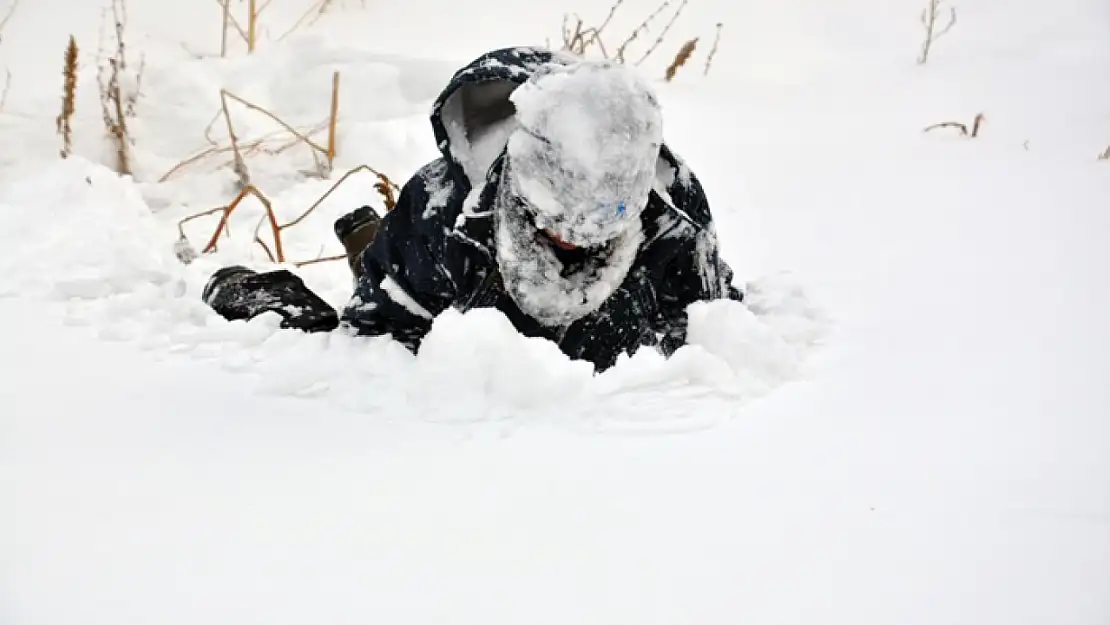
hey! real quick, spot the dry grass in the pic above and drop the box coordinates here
[97,0,143,176]
[614,1,671,62]
[0,0,18,41]
[924,112,985,138]
[1098,145,1110,161]
[918,0,957,65]
[220,88,251,187]
[56,35,78,158]
[0,69,10,112]
[703,22,722,75]
[280,0,366,41]
[664,37,697,82]
[176,164,399,267]
[0,0,20,112]
[560,0,712,77]
[163,72,340,183]
[218,0,272,55]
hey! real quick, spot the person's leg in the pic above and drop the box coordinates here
[202,205,383,332]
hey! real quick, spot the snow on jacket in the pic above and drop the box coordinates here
[340,46,743,371]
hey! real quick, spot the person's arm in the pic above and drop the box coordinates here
[339,174,457,350]
[652,221,742,355]
[649,154,743,355]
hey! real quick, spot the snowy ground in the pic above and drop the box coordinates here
[2,0,1109,623]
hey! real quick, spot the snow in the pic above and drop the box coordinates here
[2,0,1110,624]
[493,158,648,328]
[507,60,662,245]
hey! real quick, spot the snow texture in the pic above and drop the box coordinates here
[494,158,647,327]
[506,60,663,247]
[493,60,666,327]
[2,0,1109,623]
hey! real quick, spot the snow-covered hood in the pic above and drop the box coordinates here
[428,46,579,190]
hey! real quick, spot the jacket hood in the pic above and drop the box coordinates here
[429,47,578,191]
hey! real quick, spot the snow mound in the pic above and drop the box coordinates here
[0,158,828,432]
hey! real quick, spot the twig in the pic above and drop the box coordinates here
[202,185,283,260]
[220,89,250,186]
[279,0,331,41]
[615,1,671,63]
[704,22,722,76]
[159,122,324,183]
[326,70,339,170]
[203,108,222,145]
[0,68,10,113]
[918,0,957,65]
[214,0,249,46]
[970,112,984,138]
[177,205,229,240]
[177,164,400,266]
[0,0,18,40]
[220,0,230,57]
[222,90,328,154]
[294,254,346,267]
[923,112,984,138]
[97,0,134,176]
[591,0,625,44]
[282,164,397,230]
[635,0,689,66]
[923,121,968,135]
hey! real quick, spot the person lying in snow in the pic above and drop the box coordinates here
[202,46,743,372]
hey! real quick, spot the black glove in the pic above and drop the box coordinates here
[202,266,339,333]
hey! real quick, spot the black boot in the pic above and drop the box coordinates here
[333,205,382,279]
[202,265,339,332]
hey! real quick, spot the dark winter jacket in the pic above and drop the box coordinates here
[340,46,742,371]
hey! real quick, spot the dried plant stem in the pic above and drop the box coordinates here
[220,89,251,186]
[326,70,339,168]
[97,0,137,176]
[56,36,78,157]
[635,0,689,66]
[177,164,400,266]
[280,0,338,41]
[202,185,283,259]
[220,0,230,57]
[970,112,984,137]
[1098,145,1110,161]
[222,90,328,155]
[159,122,327,183]
[1,68,11,112]
[0,0,18,38]
[918,0,957,65]
[923,121,969,135]
[615,0,670,62]
[923,112,984,138]
[294,254,346,268]
[247,0,257,52]
[282,164,398,231]
[704,22,722,75]
[177,205,229,240]
[665,37,697,81]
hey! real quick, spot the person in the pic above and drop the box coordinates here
[202,46,743,372]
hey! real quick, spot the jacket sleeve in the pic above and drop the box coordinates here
[652,223,743,355]
[339,173,457,350]
[649,160,743,356]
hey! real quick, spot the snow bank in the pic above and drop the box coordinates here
[0,157,828,430]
